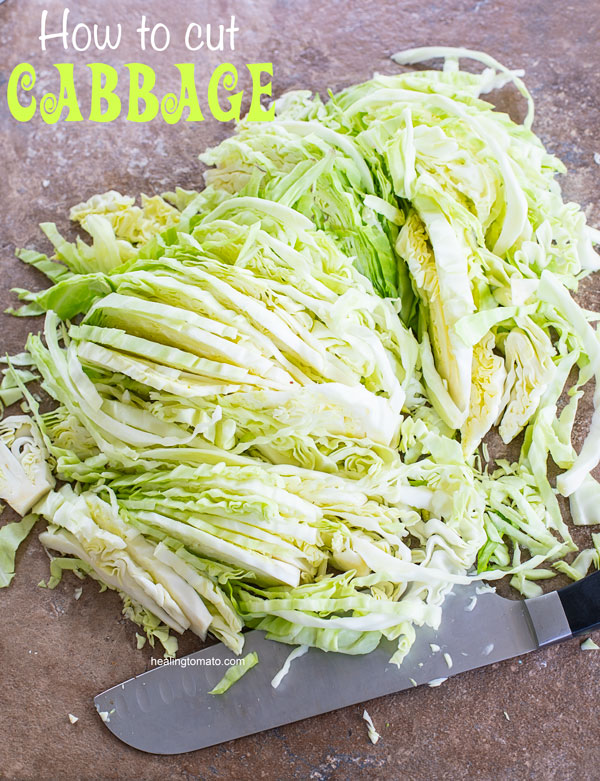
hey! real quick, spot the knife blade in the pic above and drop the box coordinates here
[94,571,600,755]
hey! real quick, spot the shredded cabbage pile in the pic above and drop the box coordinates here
[2,47,600,663]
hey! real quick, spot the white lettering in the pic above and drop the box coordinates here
[93,22,122,51]
[227,15,239,51]
[71,22,92,52]
[185,22,204,51]
[39,8,69,51]
[150,22,170,52]
[136,14,150,50]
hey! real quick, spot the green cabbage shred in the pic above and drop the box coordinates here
[208,651,259,694]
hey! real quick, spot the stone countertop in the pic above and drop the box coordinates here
[1,0,599,779]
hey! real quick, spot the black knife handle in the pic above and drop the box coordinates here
[558,570,600,635]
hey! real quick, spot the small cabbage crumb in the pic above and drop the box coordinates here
[428,677,448,687]
[504,711,510,721]
[443,652,453,669]
[98,711,110,723]
[74,587,83,600]
[135,632,147,650]
[68,713,78,724]
[430,643,440,653]
[362,709,381,745]
[409,678,417,687]
[483,643,494,656]
[271,645,308,689]
[465,596,477,612]
[476,585,495,595]
[581,638,600,650]
[594,152,600,166]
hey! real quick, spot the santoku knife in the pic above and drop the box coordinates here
[94,571,600,754]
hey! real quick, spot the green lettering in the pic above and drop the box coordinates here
[6,63,37,122]
[161,64,204,125]
[246,63,275,122]
[40,64,84,124]
[207,63,242,122]
[40,62,83,125]
[88,63,121,122]
[125,63,159,122]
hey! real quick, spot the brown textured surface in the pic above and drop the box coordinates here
[1,0,600,779]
